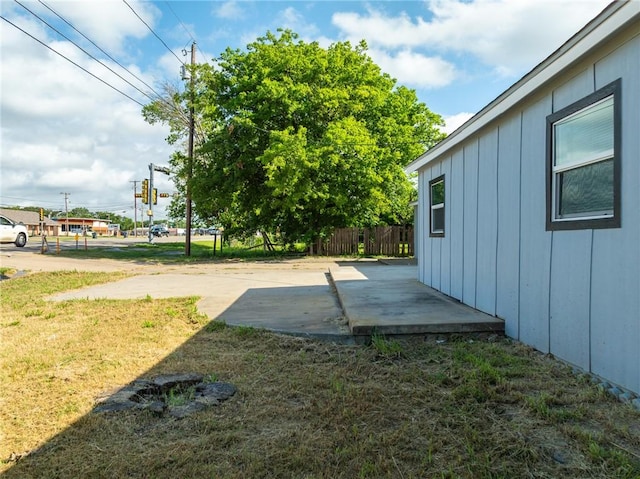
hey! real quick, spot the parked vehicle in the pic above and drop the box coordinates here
[150,225,170,237]
[0,214,28,247]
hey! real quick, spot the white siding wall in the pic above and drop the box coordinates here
[589,37,640,394]
[476,129,499,316]
[496,115,522,338]
[462,141,479,308]
[548,68,594,371]
[440,158,453,297]
[417,34,640,394]
[450,150,465,301]
[518,97,553,354]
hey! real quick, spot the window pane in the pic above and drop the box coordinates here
[431,180,444,205]
[432,207,444,233]
[558,159,614,216]
[554,96,613,166]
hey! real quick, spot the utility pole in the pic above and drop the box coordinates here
[60,192,70,235]
[185,41,196,256]
[130,180,138,237]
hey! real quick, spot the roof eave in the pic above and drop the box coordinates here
[406,0,638,174]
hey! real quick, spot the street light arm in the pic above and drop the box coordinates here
[154,166,171,175]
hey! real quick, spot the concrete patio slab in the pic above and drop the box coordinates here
[44,257,503,341]
[330,264,504,336]
[50,270,349,340]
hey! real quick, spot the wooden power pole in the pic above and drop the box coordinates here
[185,42,196,256]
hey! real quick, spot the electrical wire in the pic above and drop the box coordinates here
[122,0,183,65]
[163,0,207,60]
[10,0,196,138]
[37,0,168,103]
[0,15,145,107]
[33,0,206,144]
[15,0,156,104]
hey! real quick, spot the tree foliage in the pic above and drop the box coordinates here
[144,30,445,244]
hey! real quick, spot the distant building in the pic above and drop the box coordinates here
[0,208,60,236]
[54,217,113,236]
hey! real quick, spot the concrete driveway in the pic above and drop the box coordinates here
[3,250,503,340]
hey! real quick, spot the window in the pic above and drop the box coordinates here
[429,175,445,237]
[546,79,621,230]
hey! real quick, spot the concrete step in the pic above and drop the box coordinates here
[330,264,504,337]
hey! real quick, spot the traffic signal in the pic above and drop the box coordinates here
[152,188,158,205]
[39,208,44,221]
[159,193,170,198]
[141,179,149,204]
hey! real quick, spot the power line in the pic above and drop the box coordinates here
[36,0,167,103]
[15,0,155,104]
[0,15,144,107]
[122,0,183,65]
[7,2,207,151]
[163,1,207,60]
[164,1,194,44]
[8,2,194,131]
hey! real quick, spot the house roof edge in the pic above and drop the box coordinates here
[406,0,639,174]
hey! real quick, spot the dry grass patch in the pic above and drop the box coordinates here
[1,271,639,478]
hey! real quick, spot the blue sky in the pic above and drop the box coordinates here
[0,0,611,220]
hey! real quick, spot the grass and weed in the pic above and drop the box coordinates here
[1,271,639,478]
[56,239,308,263]
[0,267,16,277]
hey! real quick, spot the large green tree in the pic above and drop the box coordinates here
[145,30,444,245]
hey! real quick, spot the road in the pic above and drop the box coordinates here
[0,234,222,275]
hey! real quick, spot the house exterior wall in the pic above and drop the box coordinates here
[416,31,640,394]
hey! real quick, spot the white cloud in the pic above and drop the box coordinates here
[39,0,161,54]
[332,0,611,77]
[0,5,174,216]
[442,112,475,134]
[215,1,244,20]
[332,9,421,49]
[369,48,457,89]
[276,7,320,39]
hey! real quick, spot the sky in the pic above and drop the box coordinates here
[0,0,612,221]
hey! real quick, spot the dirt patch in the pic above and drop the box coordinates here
[94,373,236,419]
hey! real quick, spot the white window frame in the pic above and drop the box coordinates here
[429,175,445,237]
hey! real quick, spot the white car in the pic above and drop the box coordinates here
[0,214,28,247]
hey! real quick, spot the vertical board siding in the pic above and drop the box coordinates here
[423,168,433,286]
[476,129,499,316]
[431,163,442,291]
[518,97,552,353]
[462,141,479,307]
[589,37,640,393]
[450,150,465,301]
[552,68,594,110]
[417,170,427,284]
[440,158,453,296]
[547,68,595,370]
[549,231,593,370]
[496,114,522,337]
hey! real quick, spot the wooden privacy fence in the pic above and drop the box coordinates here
[314,226,414,257]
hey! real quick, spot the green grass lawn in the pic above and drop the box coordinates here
[55,239,307,263]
